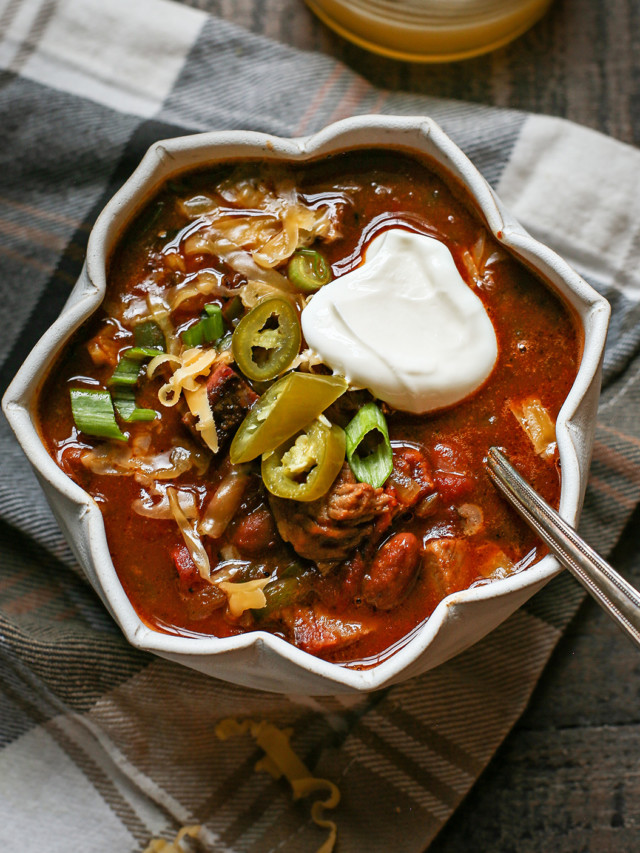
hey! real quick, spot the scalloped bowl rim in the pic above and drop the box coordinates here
[2,115,610,693]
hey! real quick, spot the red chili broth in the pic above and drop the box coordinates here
[37,150,581,667]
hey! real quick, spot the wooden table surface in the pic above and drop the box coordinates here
[181,2,640,849]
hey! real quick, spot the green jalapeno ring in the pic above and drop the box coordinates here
[287,248,332,293]
[262,419,346,502]
[230,372,347,465]
[232,295,301,382]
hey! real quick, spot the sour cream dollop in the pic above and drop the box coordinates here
[300,228,498,414]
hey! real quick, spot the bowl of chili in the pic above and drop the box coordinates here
[2,116,609,694]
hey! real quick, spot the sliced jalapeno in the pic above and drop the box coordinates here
[232,296,301,381]
[287,248,332,293]
[262,419,346,502]
[230,372,347,465]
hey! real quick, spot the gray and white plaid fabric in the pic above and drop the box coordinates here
[2,0,640,849]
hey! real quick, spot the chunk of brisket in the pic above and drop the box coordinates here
[181,364,258,449]
[269,463,396,570]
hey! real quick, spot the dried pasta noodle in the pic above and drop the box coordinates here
[215,718,341,853]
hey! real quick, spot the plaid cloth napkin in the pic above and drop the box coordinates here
[2,0,640,850]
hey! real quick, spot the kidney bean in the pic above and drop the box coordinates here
[361,532,421,610]
[232,508,277,557]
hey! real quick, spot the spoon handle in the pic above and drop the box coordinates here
[487,447,640,648]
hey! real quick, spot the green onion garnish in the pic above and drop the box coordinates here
[70,389,127,442]
[112,387,157,423]
[182,303,225,347]
[287,248,332,293]
[108,357,141,387]
[181,324,203,348]
[203,303,225,338]
[123,346,164,360]
[134,319,166,350]
[345,402,393,489]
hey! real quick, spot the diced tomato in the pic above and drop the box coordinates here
[387,445,435,509]
[171,543,201,588]
[433,470,475,502]
[429,442,475,503]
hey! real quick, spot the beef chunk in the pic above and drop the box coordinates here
[207,364,258,440]
[182,364,258,449]
[422,537,470,598]
[282,605,372,656]
[269,463,396,570]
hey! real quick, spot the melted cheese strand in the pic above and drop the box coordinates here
[184,383,219,454]
[218,578,270,617]
[148,347,220,409]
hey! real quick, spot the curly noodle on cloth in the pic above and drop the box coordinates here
[216,718,341,853]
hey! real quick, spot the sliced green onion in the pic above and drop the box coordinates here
[70,389,127,442]
[134,319,166,350]
[108,357,141,387]
[203,304,225,338]
[345,402,393,489]
[287,248,332,293]
[112,387,157,423]
[182,303,225,348]
[123,346,165,360]
[181,323,204,348]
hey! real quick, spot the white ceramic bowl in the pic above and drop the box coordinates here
[2,116,609,694]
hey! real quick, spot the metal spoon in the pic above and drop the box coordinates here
[486,446,640,648]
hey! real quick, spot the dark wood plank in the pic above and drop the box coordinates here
[430,503,640,852]
[430,723,640,851]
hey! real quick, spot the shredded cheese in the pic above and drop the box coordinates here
[218,577,270,617]
[157,347,220,407]
[288,347,327,372]
[133,484,198,520]
[167,270,236,311]
[147,352,182,378]
[239,279,291,309]
[215,718,340,853]
[145,715,341,853]
[184,383,219,454]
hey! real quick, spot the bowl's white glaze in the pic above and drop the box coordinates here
[2,116,610,694]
